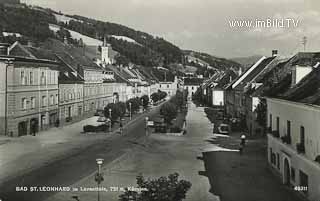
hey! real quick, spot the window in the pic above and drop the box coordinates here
[287,120,291,139]
[50,95,54,105]
[42,96,47,107]
[21,71,26,85]
[31,97,36,109]
[159,84,162,88]
[269,114,272,128]
[300,126,305,145]
[167,84,169,88]
[276,117,280,132]
[291,167,295,181]
[299,170,309,194]
[277,153,280,169]
[30,72,33,85]
[41,71,46,85]
[21,98,27,109]
[192,86,194,90]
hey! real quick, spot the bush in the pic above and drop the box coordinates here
[119,173,191,201]
[170,126,182,133]
[83,124,108,133]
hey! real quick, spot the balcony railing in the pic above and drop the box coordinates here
[296,143,305,154]
[281,135,292,144]
[271,130,280,138]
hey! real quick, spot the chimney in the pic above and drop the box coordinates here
[272,50,278,57]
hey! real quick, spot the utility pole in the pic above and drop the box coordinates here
[302,36,307,52]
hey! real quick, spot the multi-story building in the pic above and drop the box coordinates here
[0,45,59,136]
[183,77,203,100]
[252,51,320,201]
[159,76,179,97]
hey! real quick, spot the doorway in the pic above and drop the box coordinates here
[283,158,290,185]
[18,121,28,136]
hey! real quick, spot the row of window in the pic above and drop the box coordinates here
[21,95,58,110]
[269,114,305,146]
[20,70,57,86]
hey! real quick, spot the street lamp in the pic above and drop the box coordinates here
[95,158,104,201]
[141,98,144,112]
[129,102,132,120]
[145,116,149,136]
[109,108,112,132]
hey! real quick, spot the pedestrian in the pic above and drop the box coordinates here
[119,122,123,135]
[31,121,36,136]
[239,143,244,155]
[241,134,246,146]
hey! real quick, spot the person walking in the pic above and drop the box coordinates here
[119,122,123,135]
[241,134,246,146]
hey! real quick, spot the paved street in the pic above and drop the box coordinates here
[0,104,162,201]
[45,102,221,201]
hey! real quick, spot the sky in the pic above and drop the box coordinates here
[26,0,320,58]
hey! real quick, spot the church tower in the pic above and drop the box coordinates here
[101,37,111,65]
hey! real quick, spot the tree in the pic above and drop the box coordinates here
[160,102,177,125]
[104,102,126,123]
[119,173,192,201]
[126,97,141,113]
[151,92,160,103]
[140,95,149,108]
[115,54,130,67]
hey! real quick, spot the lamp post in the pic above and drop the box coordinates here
[141,98,144,112]
[129,102,132,120]
[145,116,149,136]
[109,108,112,132]
[95,158,104,201]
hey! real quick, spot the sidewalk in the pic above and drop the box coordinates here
[202,131,304,201]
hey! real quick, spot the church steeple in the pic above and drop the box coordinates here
[103,36,107,47]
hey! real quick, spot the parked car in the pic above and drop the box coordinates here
[213,123,230,135]
[97,116,108,122]
[218,123,230,134]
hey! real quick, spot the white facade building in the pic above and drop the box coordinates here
[267,98,320,201]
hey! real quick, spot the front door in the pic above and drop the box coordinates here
[18,121,28,136]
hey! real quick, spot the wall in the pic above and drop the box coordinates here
[212,90,224,106]
[267,98,320,161]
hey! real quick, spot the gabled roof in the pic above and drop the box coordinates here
[214,70,238,89]
[233,56,276,90]
[41,39,102,71]
[251,52,320,98]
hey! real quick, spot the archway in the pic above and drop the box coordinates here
[283,158,290,185]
